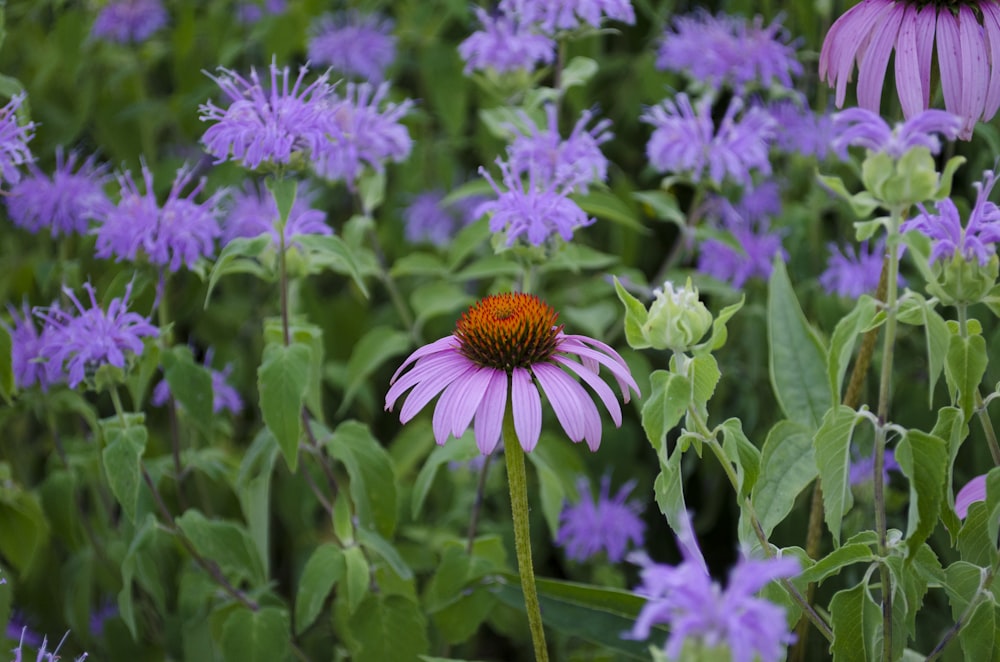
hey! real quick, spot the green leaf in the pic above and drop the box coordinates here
[175,510,265,586]
[410,281,475,326]
[944,332,988,420]
[641,370,691,458]
[424,544,501,644]
[258,342,311,472]
[339,326,411,415]
[358,526,413,580]
[296,234,370,297]
[753,420,818,537]
[960,599,998,662]
[161,345,214,434]
[799,543,876,585]
[237,428,279,582]
[101,422,147,523]
[204,234,273,305]
[490,574,656,659]
[559,56,598,90]
[827,295,878,405]
[390,252,449,278]
[817,174,879,219]
[703,294,745,352]
[573,189,645,232]
[219,606,291,662]
[830,581,881,662]
[0,325,13,401]
[957,501,1000,566]
[411,433,479,519]
[632,190,685,226]
[720,418,760,498]
[346,594,429,662]
[294,543,344,635]
[814,405,866,546]
[614,276,651,350]
[688,354,721,421]
[0,483,49,574]
[895,429,948,557]
[526,439,583,539]
[653,445,688,535]
[910,297,950,408]
[768,260,832,430]
[324,420,398,538]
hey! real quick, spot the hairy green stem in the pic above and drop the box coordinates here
[503,407,549,662]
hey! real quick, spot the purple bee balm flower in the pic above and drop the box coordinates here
[236,0,286,24]
[199,60,335,172]
[506,104,612,194]
[0,92,35,186]
[820,0,1000,140]
[91,0,167,44]
[36,282,158,389]
[313,82,413,190]
[657,11,802,91]
[697,216,787,289]
[152,349,243,415]
[849,448,900,486]
[820,238,905,298]
[222,179,329,247]
[386,293,639,454]
[458,7,556,75]
[6,148,110,237]
[626,510,799,662]
[642,94,776,188]
[499,0,635,32]
[2,302,58,390]
[403,189,489,246]
[556,475,645,562]
[308,11,396,83]
[477,158,594,245]
[767,99,837,160]
[902,169,1000,266]
[7,613,42,649]
[832,107,963,159]
[955,473,988,519]
[88,599,118,638]
[94,162,224,272]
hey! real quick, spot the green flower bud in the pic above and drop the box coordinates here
[927,253,1000,306]
[644,280,713,351]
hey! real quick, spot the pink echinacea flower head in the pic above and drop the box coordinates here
[819,0,1000,140]
[385,293,639,454]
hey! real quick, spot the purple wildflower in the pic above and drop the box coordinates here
[767,99,837,160]
[94,162,224,272]
[849,448,900,486]
[308,12,396,83]
[88,600,118,638]
[222,179,329,247]
[657,11,802,91]
[0,93,35,186]
[7,613,42,649]
[642,94,776,188]
[477,158,594,246]
[626,510,799,662]
[36,282,158,389]
[820,238,904,298]
[697,214,787,288]
[820,0,1000,140]
[236,0,286,24]
[11,629,86,662]
[458,8,556,75]
[91,0,167,44]
[313,82,413,190]
[506,104,612,194]
[832,107,963,159]
[499,0,635,32]
[902,169,1000,266]
[199,61,335,171]
[386,293,639,454]
[152,349,243,415]
[6,148,110,237]
[3,302,57,390]
[556,476,645,562]
[955,473,988,519]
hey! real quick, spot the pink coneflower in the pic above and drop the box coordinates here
[819,0,1000,139]
[385,293,639,454]
[955,473,988,518]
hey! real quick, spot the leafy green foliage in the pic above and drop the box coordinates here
[257,341,311,471]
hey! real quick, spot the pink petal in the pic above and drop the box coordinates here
[955,474,987,519]
[399,355,471,423]
[981,2,1000,119]
[856,2,903,112]
[937,9,965,130]
[474,370,507,454]
[511,367,542,451]
[534,362,603,450]
[554,355,622,426]
[431,364,486,444]
[389,335,457,383]
[893,4,929,117]
[558,335,640,401]
[820,0,895,108]
[385,350,467,411]
[957,5,988,134]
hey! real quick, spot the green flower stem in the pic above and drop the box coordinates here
[873,210,905,662]
[502,407,549,662]
[366,225,417,337]
[278,229,291,346]
[109,386,130,430]
[957,304,1000,465]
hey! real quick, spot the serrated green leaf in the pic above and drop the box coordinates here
[632,190,685,226]
[175,510,265,586]
[294,543,344,635]
[220,606,291,662]
[205,234,273,305]
[641,370,691,458]
[768,260,832,429]
[827,295,878,405]
[257,342,310,472]
[559,56,598,89]
[945,332,988,420]
[960,599,998,662]
[703,294,744,352]
[654,445,688,535]
[957,502,998,566]
[720,418,760,498]
[339,326,411,415]
[573,189,645,232]
[799,543,876,585]
[614,276,651,350]
[753,420,818,537]
[101,422,147,523]
[830,581,881,662]
[323,420,398,538]
[358,526,412,580]
[688,354,720,421]
[162,345,214,434]
[296,234,371,297]
[346,594,429,662]
[895,429,948,557]
[814,405,865,546]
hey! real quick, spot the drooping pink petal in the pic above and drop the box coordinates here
[937,9,965,132]
[981,2,1000,119]
[431,364,489,444]
[534,362,604,449]
[894,4,927,117]
[856,2,903,112]
[957,5,988,138]
[558,335,640,402]
[821,0,895,108]
[389,335,457,383]
[955,473,988,519]
[474,369,507,454]
[399,354,471,422]
[554,355,623,426]
[511,367,542,451]
[385,350,469,411]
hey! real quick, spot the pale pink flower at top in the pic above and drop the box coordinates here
[819,0,1000,140]
[385,293,639,454]
[955,473,988,519]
